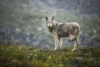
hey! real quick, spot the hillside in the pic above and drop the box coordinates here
[0,45,100,67]
[0,0,100,48]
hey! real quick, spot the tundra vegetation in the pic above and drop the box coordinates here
[0,45,100,67]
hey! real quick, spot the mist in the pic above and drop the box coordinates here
[0,0,100,49]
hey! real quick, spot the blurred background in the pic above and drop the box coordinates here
[0,0,100,49]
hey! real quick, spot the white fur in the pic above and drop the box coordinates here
[47,23,53,27]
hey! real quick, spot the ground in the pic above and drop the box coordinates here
[0,45,100,67]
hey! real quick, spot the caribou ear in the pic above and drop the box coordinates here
[45,16,48,21]
[51,16,54,21]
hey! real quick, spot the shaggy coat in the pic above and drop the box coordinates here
[46,16,80,51]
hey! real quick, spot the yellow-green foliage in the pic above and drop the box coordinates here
[0,45,100,67]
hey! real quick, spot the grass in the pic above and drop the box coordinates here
[0,45,100,67]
